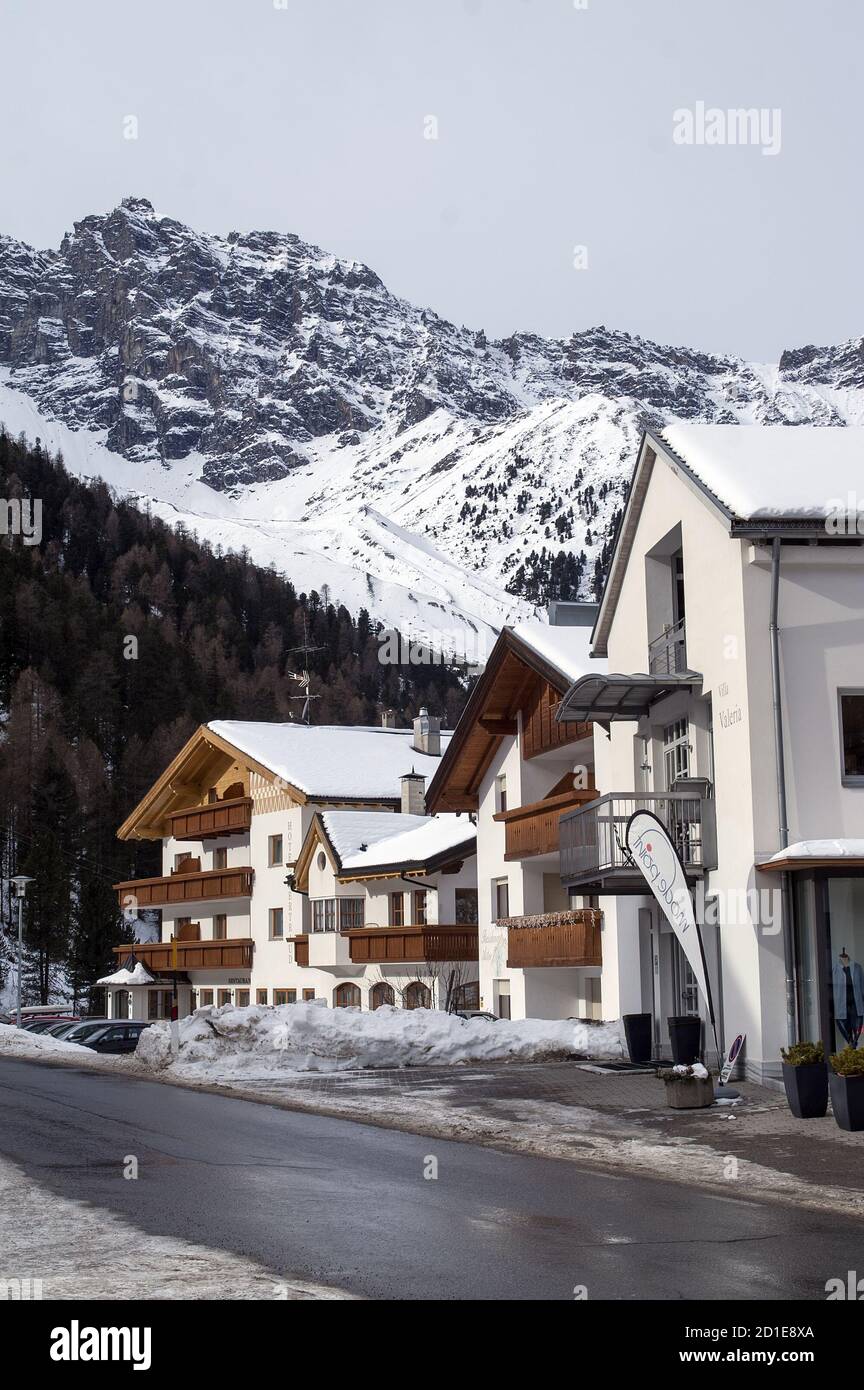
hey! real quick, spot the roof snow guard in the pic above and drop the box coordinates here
[557,672,702,724]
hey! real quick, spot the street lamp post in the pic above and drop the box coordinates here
[8,875,35,1028]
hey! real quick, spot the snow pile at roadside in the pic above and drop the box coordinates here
[0,1023,89,1059]
[136,1003,622,1078]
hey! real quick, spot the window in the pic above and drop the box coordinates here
[190,990,198,1012]
[663,718,690,788]
[302,989,316,1001]
[312,898,364,931]
[413,890,428,926]
[455,888,478,924]
[274,989,297,1006]
[218,990,232,1007]
[494,979,511,1020]
[370,982,395,1009]
[389,891,405,927]
[207,788,218,804]
[174,851,193,871]
[200,989,214,1006]
[236,990,250,1008]
[334,983,361,1008]
[148,990,173,1020]
[256,989,268,1006]
[454,981,480,1011]
[405,981,431,1010]
[269,907,284,939]
[213,847,228,870]
[213,914,227,940]
[269,834,283,866]
[114,989,130,1020]
[494,879,510,920]
[839,691,864,784]
[496,774,508,813]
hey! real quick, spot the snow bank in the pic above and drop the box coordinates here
[0,1023,89,1059]
[136,1002,622,1078]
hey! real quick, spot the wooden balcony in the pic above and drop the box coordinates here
[287,936,309,967]
[169,797,252,841]
[494,787,598,860]
[111,938,254,972]
[502,909,602,968]
[342,924,479,965]
[114,866,253,908]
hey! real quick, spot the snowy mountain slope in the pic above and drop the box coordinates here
[3,195,864,654]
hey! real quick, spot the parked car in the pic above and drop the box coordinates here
[81,1021,152,1055]
[454,1010,499,1022]
[23,1016,77,1034]
[42,1018,81,1037]
[55,1019,108,1044]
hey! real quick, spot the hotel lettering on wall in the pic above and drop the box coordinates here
[716,681,744,730]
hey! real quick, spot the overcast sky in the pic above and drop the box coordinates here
[1,0,860,360]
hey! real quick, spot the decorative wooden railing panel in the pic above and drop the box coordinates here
[494,788,598,860]
[114,867,254,908]
[111,938,254,972]
[502,909,602,969]
[169,797,253,841]
[343,924,478,964]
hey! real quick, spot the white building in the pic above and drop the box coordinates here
[426,617,604,1021]
[105,714,477,1019]
[556,423,864,1083]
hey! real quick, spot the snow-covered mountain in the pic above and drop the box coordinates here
[3,195,864,657]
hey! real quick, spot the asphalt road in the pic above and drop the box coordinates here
[1,1057,862,1300]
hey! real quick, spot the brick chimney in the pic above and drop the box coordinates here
[412,707,441,756]
[401,770,426,816]
[381,709,397,729]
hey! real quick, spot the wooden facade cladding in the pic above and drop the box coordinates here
[342,924,479,964]
[111,938,254,971]
[169,797,252,841]
[521,679,591,760]
[494,787,599,860]
[502,909,602,969]
[114,866,254,908]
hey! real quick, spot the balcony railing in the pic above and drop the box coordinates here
[648,618,688,675]
[559,792,716,891]
[502,910,602,968]
[169,797,252,841]
[494,787,598,860]
[111,938,254,972]
[342,924,479,964]
[114,866,254,908]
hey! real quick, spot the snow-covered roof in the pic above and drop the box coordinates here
[320,810,474,873]
[510,620,601,682]
[763,839,864,865]
[208,721,451,799]
[660,423,864,520]
[97,961,156,986]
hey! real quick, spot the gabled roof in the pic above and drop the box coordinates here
[592,424,864,657]
[294,810,475,886]
[426,623,598,813]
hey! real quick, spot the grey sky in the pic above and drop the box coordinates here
[1,0,860,360]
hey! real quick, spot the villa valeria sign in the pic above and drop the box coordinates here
[625,809,717,1033]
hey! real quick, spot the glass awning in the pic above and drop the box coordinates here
[557,672,702,723]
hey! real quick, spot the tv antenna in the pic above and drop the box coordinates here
[288,614,324,724]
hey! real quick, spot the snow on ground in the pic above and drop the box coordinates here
[0,1022,90,1059]
[135,1002,622,1079]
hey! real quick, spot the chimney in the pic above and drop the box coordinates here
[401,770,426,816]
[412,707,441,756]
[381,709,397,729]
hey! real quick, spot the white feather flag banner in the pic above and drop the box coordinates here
[625,809,715,1026]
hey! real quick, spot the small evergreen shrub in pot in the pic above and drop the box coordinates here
[657,1062,714,1109]
[829,1047,864,1132]
[780,1041,827,1119]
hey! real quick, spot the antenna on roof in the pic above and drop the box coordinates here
[288,613,325,725]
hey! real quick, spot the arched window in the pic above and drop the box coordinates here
[334,982,361,1009]
[405,981,432,1010]
[370,982,395,1010]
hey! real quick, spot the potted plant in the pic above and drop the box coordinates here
[829,1046,864,1131]
[622,1012,652,1064]
[780,1041,828,1119]
[667,1014,702,1064]
[657,1062,714,1109]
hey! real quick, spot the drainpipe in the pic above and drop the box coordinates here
[769,537,797,1045]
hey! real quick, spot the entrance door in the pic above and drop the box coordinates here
[671,938,700,1015]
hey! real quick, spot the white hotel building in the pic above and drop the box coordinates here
[104,716,478,1019]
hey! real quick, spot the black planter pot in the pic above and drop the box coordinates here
[829,1070,864,1132]
[782,1061,828,1119]
[668,1015,702,1065]
[623,1012,653,1064]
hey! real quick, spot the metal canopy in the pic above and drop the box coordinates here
[557,672,702,723]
